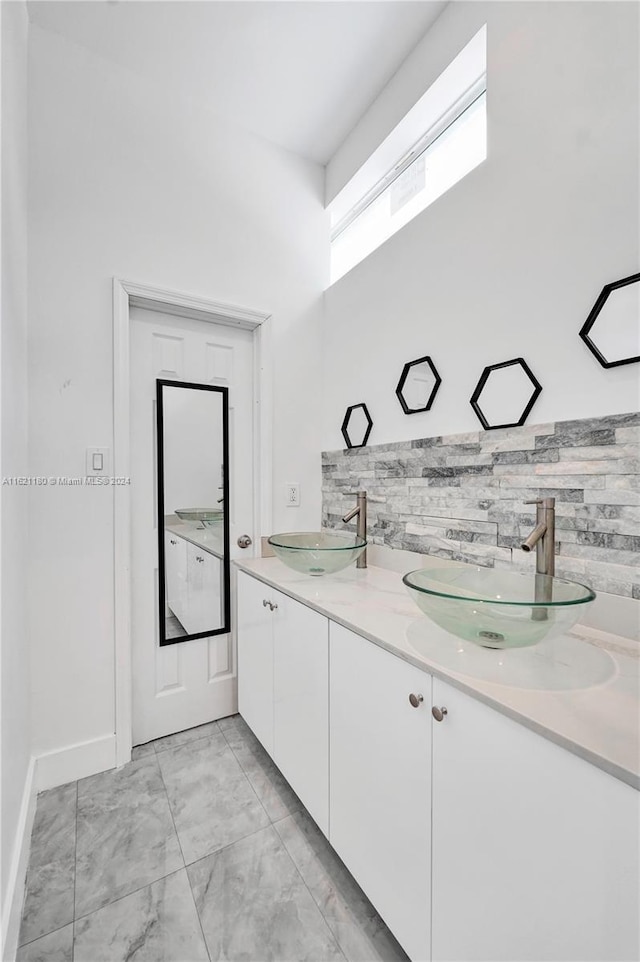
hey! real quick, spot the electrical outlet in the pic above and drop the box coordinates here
[285,483,300,507]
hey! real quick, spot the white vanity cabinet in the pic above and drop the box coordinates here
[329,622,432,962]
[165,529,223,635]
[237,571,329,833]
[431,677,640,962]
[236,570,639,962]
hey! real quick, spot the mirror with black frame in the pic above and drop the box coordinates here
[156,379,230,646]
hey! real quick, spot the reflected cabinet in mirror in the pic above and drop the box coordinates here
[156,379,230,646]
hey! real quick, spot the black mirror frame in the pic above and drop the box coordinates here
[579,271,640,369]
[341,403,373,449]
[156,378,231,647]
[470,357,542,431]
[395,355,442,415]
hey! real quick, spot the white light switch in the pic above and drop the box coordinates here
[86,447,110,476]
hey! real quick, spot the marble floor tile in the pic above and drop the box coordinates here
[75,755,183,918]
[74,869,208,962]
[216,713,240,733]
[131,741,155,760]
[157,732,270,864]
[16,923,74,962]
[152,719,220,754]
[221,714,303,821]
[19,783,77,945]
[275,811,409,962]
[188,825,344,962]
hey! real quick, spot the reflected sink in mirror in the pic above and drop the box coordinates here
[403,566,595,649]
[268,531,367,576]
[175,508,224,528]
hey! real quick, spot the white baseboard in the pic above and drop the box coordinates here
[1,756,36,962]
[35,733,116,792]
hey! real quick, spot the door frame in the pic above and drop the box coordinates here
[113,277,271,766]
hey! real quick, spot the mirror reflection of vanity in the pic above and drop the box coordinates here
[156,379,230,646]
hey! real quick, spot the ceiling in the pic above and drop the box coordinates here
[27,0,447,165]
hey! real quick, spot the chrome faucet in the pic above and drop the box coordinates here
[521,497,556,576]
[342,490,368,569]
[521,497,555,619]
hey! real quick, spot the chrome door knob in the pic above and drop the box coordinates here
[409,693,424,708]
[432,706,448,722]
[237,534,252,549]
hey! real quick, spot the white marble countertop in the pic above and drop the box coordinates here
[235,557,640,791]
[165,519,224,559]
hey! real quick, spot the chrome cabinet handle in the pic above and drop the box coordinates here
[262,599,278,612]
[196,556,204,563]
[409,693,424,708]
[237,534,252,549]
[170,539,178,545]
[432,706,448,722]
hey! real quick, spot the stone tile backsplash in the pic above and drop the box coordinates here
[321,412,640,599]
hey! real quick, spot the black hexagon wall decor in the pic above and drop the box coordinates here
[396,356,442,415]
[579,271,640,368]
[341,403,373,449]
[470,358,542,431]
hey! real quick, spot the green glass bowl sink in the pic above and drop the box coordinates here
[403,566,595,649]
[175,508,224,526]
[268,531,367,576]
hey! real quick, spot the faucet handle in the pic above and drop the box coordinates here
[524,499,543,505]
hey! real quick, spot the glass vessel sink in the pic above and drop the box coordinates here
[268,531,366,576]
[175,508,224,527]
[403,566,595,648]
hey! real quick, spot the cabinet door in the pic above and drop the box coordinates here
[330,622,432,962]
[431,677,640,962]
[165,533,187,625]
[185,542,205,634]
[237,571,274,754]
[273,592,329,835]
[200,553,222,630]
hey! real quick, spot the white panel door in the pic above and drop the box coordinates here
[431,677,640,962]
[273,594,329,836]
[131,307,254,745]
[330,623,432,962]
[237,571,274,754]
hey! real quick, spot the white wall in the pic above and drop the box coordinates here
[323,1,639,450]
[27,24,327,759]
[162,387,223,516]
[1,0,32,947]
